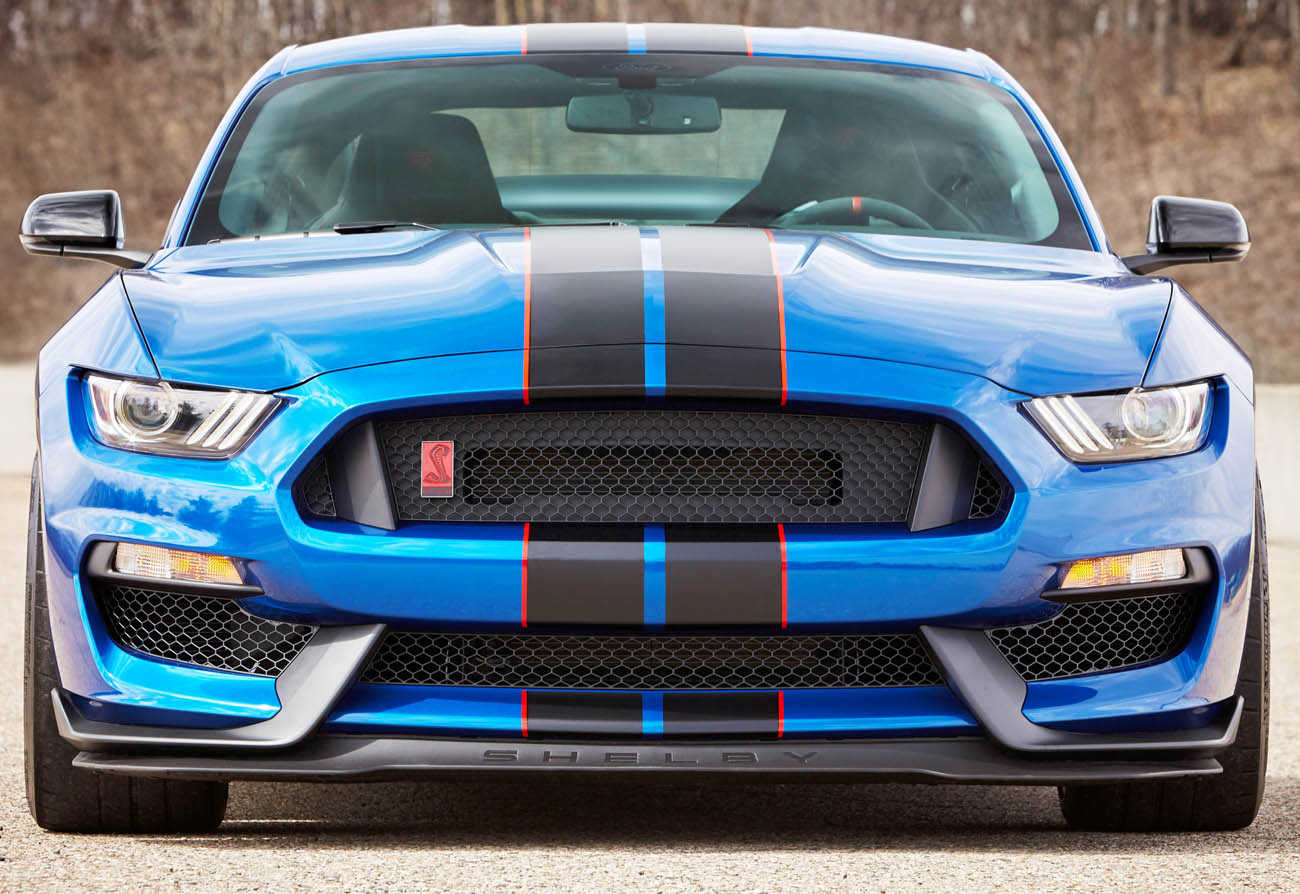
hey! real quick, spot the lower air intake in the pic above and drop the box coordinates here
[97,586,316,677]
[988,592,1199,681]
[361,631,945,689]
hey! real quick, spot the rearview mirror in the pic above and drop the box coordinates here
[20,189,150,269]
[567,93,721,134]
[1122,196,1249,275]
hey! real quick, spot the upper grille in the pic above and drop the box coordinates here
[988,592,1200,682]
[375,410,928,524]
[97,585,316,677]
[362,630,945,689]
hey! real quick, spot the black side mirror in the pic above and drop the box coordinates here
[19,190,151,269]
[1123,195,1249,275]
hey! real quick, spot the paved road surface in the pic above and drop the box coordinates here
[0,472,1296,889]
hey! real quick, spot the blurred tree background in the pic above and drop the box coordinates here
[2,0,1297,378]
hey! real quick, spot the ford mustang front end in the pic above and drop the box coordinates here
[21,23,1267,834]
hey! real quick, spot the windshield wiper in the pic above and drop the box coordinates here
[332,220,440,235]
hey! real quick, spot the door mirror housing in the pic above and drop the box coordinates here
[19,190,151,269]
[1122,195,1249,275]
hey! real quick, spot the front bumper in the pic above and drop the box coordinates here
[56,622,1242,784]
[37,349,1257,776]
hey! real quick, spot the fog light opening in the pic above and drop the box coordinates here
[1060,548,1186,590]
[113,542,245,586]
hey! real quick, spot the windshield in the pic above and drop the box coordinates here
[185,55,1091,249]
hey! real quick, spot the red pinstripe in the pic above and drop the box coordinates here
[743,26,754,56]
[521,690,529,737]
[777,522,788,628]
[777,691,785,738]
[522,227,532,405]
[521,521,530,628]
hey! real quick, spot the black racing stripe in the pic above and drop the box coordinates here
[661,692,780,738]
[526,22,628,53]
[664,525,782,626]
[529,226,644,395]
[526,691,642,738]
[662,346,783,400]
[658,227,782,398]
[527,346,646,399]
[527,524,644,626]
[644,23,750,55]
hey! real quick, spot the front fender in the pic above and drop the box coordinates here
[37,274,157,398]
[1144,286,1254,402]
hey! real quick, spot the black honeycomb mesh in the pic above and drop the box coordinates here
[298,457,335,518]
[988,592,1200,682]
[969,461,1007,520]
[97,586,316,677]
[376,410,928,524]
[361,631,945,689]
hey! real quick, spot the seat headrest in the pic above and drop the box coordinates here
[346,113,513,225]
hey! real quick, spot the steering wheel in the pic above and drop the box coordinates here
[771,196,933,231]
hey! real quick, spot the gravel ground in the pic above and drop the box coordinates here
[0,473,1296,892]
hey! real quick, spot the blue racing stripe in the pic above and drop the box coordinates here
[642,691,664,737]
[644,523,666,625]
[641,230,666,396]
[627,23,648,53]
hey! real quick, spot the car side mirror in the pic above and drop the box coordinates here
[19,189,151,269]
[1122,195,1249,275]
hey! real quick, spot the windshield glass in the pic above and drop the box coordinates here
[186,55,1091,249]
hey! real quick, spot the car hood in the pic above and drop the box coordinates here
[123,227,1169,396]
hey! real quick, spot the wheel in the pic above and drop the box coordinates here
[24,458,228,833]
[1058,476,1269,832]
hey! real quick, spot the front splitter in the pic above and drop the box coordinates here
[74,734,1223,785]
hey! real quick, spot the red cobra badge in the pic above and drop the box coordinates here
[421,441,455,498]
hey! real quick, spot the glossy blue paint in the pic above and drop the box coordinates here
[37,275,157,397]
[327,684,523,736]
[640,228,667,396]
[643,525,666,627]
[123,229,1161,396]
[33,24,1259,747]
[1144,285,1254,401]
[627,23,648,54]
[37,343,1255,734]
[642,692,663,738]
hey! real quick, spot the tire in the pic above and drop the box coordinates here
[1058,475,1270,832]
[24,458,228,834]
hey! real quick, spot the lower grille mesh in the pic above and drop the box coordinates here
[969,461,1007,520]
[361,631,945,689]
[988,592,1199,681]
[95,588,1196,687]
[97,586,316,677]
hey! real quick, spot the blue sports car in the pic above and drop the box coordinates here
[21,23,1266,834]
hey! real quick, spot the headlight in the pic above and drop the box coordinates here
[1025,382,1210,462]
[86,374,281,458]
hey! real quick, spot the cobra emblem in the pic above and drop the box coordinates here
[425,442,452,484]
